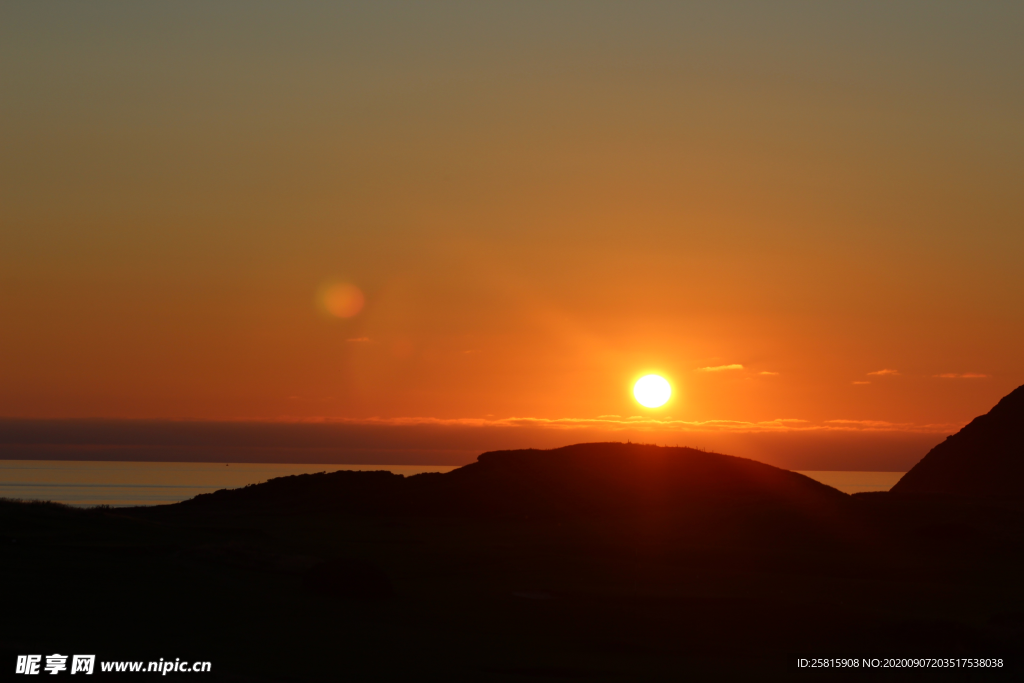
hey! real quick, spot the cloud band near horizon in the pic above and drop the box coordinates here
[0,416,956,472]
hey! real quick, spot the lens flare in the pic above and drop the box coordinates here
[633,374,671,408]
[319,282,365,318]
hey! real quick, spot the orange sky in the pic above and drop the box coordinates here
[1,3,1021,467]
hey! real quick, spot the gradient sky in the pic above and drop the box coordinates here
[1,2,1022,464]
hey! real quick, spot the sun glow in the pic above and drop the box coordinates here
[319,282,365,318]
[633,375,671,408]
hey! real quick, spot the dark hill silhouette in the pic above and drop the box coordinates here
[891,384,1024,497]
[182,442,849,519]
[9,443,1023,680]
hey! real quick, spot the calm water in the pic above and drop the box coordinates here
[0,460,458,507]
[0,460,904,507]
[796,470,905,495]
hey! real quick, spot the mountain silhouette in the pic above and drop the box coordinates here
[184,442,848,519]
[891,384,1024,497]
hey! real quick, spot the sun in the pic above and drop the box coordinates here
[633,374,671,408]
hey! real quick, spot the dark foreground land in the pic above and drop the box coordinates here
[2,444,1023,682]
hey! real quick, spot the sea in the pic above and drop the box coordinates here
[0,460,905,507]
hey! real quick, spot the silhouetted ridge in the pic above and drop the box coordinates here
[182,442,847,517]
[891,384,1024,497]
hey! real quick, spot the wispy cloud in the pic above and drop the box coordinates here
[867,369,899,376]
[6,415,956,442]
[827,419,903,428]
[759,371,779,376]
[696,364,744,372]
[852,381,871,385]
[935,372,988,379]
[278,414,957,434]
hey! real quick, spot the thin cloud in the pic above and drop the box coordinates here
[696,364,744,372]
[867,369,899,376]
[827,419,903,428]
[852,381,871,385]
[278,414,956,434]
[935,372,988,379]
[759,371,779,376]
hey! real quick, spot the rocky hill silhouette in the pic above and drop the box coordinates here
[182,442,849,519]
[891,384,1024,497]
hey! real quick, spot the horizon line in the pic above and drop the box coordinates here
[0,414,963,434]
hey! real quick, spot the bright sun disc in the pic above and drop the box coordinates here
[634,375,671,408]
